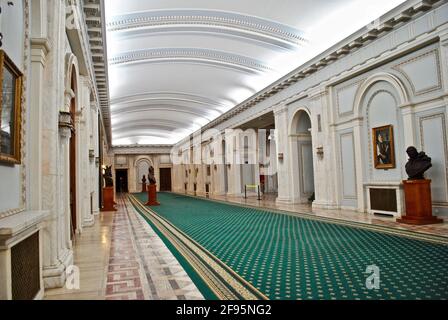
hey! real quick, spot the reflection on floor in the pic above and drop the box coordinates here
[44,195,203,300]
[45,192,447,300]
[45,212,113,300]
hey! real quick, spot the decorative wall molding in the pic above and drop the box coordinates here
[419,112,448,202]
[335,79,366,117]
[392,49,443,96]
[339,131,358,201]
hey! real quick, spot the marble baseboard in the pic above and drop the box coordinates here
[43,250,73,289]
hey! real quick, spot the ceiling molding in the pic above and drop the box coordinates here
[109,48,274,74]
[111,105,217,121]
[107,9,306,47]
[113,145,173,155]
[110,92,233,110]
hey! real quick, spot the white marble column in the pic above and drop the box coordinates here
[28,38,50,211]
[90,102,100,215]
[352,118,366,213]
[274,105,292,203]
[310,89,339,210]
[28,0,49,211]
[80,77,94,228]
[42,0,74,288]
[226,131,243,196]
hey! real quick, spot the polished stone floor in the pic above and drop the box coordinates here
[45,195,203,300]
[45,192,447,300]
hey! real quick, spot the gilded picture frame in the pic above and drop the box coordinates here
[372,125,395,170]
[0,50,23,165]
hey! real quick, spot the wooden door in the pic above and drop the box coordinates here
[159,168,172,191]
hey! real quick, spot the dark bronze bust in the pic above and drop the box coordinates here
[405,147,432,180]
[148,166,156,185]
[142,175,147,184]
[103,166,114,187]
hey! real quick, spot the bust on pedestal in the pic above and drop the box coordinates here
[146,166,160,206]
[102,166,117,212]
[397,147,443,225]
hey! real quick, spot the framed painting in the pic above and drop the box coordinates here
[372,125,395,170]
[0,50,23,165]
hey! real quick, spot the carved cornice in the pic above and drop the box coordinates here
[198,0,446,135]
[82,0,112,145]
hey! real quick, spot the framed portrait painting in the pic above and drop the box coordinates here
[0,50,23,165]
[372,125,395,170]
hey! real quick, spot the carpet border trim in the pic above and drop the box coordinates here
[128,194,269,301]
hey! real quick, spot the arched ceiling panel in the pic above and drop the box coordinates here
[105,0,407,146]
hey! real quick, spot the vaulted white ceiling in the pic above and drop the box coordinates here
[105,0,406,146]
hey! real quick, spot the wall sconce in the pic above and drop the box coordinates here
[227,163,231,169]
[89,149,95,161]
[316,146,324,159]
[95,157,100,166]
[278,153,284,161]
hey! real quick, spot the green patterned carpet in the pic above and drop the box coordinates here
[132,192,448,300]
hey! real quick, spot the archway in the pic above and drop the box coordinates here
[135,158,153,191]
[290,109,315,203]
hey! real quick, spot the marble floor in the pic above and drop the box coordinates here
[44,195,203,300]
[45,192,447,300]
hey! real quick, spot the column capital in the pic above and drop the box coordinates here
[273,104,288,116]
[308,87,329,101]
[64,89,75,112]
[438,24,448,46]
[30,38,51,66]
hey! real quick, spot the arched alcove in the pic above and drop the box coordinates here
[289,108,315,203]
[135,157,153,191]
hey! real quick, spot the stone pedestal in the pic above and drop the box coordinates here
[397,180,443,225]
[142,183,147,193]
[101,187,117,212]
[146,184,160,206]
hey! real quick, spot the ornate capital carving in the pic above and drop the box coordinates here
[64,89,75,112]
[273,105,288,116]
[58,111,73,139]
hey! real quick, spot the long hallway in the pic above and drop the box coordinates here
[2,0,448,303]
